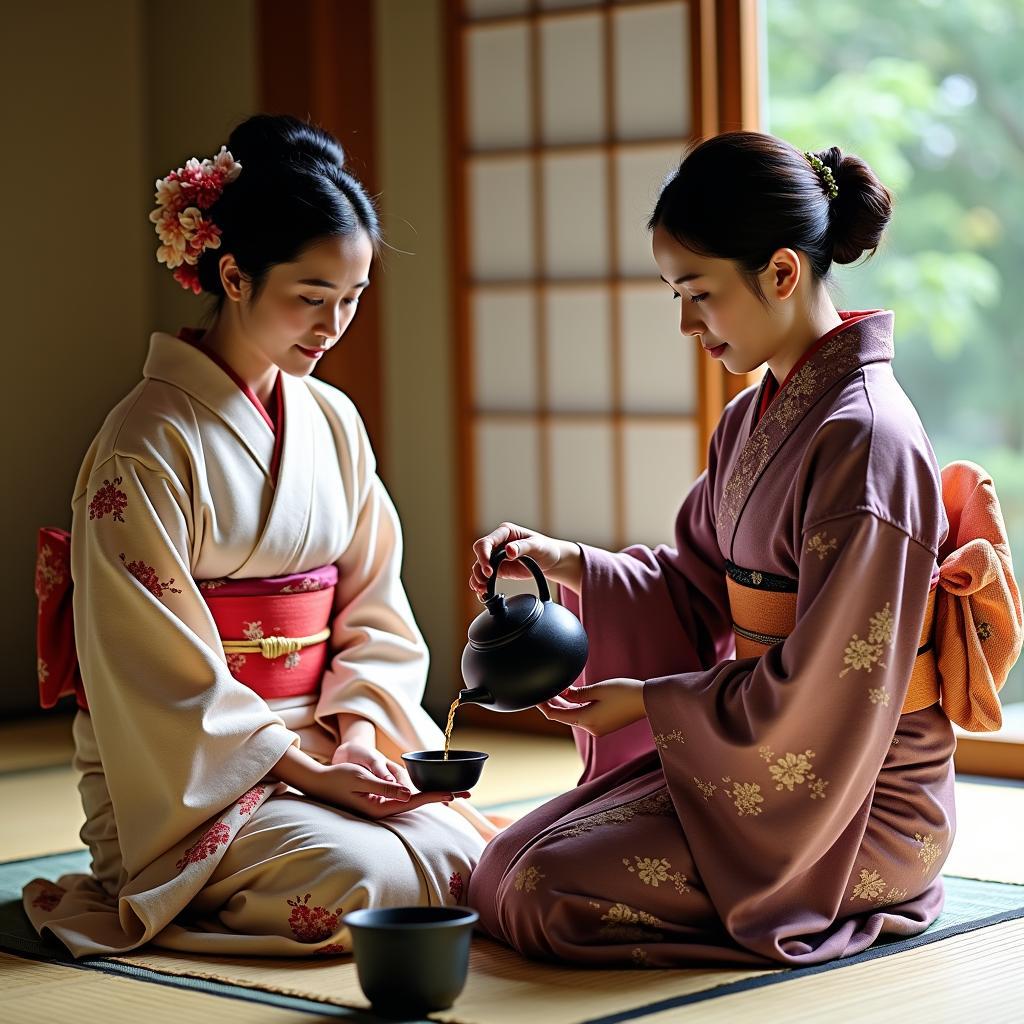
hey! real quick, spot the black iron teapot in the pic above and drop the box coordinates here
[459,546,589,712]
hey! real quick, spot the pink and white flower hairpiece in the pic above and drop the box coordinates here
[149,146,242,294]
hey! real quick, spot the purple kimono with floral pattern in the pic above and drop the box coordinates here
[468,311,956,967]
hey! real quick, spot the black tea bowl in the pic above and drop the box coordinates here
[344,905,479,1016]
[402,750,488,793]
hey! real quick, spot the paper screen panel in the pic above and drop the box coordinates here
[538,0,599,9]
[612,1,691,141]
[542,151,609,278]
[539,13,605,145]
[622,419,698,546]
[466,23,532,151]
[476,419,543,534]
[465,0,530,21]
[470,157,536,281]
[619,283,697,414]
[545,286,613,412]
[614,144,681,277]
[549,419,617,547]
[472,289,538,411]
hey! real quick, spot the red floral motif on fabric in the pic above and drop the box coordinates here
[88,477,128,522]
[175,821,231,871]
[120,553,183,598]
[31,883,66,912]
[34,544,67,602]
[449,871,465,903]
[317,943,348,955]
[237,786,264,816]
[287,893,343,943]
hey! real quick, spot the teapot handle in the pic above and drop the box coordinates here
[486,546,552,604]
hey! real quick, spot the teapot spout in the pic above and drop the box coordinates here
[458,687,494,707]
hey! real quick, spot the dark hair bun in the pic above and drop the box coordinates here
[192,114,378,300]
[814,146,894,265]
[226,114,346,173]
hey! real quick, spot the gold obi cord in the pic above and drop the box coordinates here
[725,561,938,716]
[221,628,332,660]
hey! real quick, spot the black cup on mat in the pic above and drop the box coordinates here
[401,750,488,792]
[344,906,478,1016]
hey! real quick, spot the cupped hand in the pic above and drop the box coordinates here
[538,678,647,737]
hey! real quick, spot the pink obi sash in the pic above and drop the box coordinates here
[35,526,338,710]
[199,567,338,700]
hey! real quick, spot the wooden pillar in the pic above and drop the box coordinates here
[257,0,385,459]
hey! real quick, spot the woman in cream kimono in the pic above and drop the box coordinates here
[466,134,1020,967]
[26,115,494,959]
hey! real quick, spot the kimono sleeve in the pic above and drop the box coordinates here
[315,421,439,762]
[72,455,298,876]
[643,510,936,955]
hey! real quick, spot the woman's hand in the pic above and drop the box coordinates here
[332,738,415,793]
[315,762,468,819]
[539,678,647,736]
[270,744,467,820]
[470,522,583,596]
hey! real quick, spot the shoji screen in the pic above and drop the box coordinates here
[452,0,716,616]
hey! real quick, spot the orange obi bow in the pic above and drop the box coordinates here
[933,461,1022,732]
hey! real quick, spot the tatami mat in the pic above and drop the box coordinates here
[2,715,1023,1023]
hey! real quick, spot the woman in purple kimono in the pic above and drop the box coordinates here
[465,133,1010,968]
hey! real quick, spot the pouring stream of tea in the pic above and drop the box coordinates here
[443,697,461,761]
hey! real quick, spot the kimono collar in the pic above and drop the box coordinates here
[144,331,278,478]
[716,310,895,554]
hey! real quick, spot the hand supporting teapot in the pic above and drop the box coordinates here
[459,545,589,712]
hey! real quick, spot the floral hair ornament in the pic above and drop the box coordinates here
[804,151,839,201]
[149,146,242,294]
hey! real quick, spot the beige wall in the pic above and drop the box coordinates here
[375,0,461,718]
[0,0,460,719]
[1,1,151,717]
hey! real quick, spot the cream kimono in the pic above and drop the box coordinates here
[24,332,493,958]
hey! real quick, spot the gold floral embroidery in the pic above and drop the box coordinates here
[879,887,910,907]
[623,856,690,894]
[850,869,887,901]
[716,323,882,541]
[598,903,664,943]
[34,544,67,602]
[768,750,815,792]
[915,833,943,873]
[867,687,891,706]
[977,622,992,642]
[284,651,301,670]
[840,602,895,677]
[654,730,685,750]
[37,658,49,683]
[751,571,764,585]
[693,777,718,801]
[808,777,829,800]
[560,790,673,838]
[807,532,839,560]
[226,653,247,674]
[243,620,265,641]
[631,948,649,967]
[513,866,545,893]
[758,745,775,763]
[722,777,764,817]
[869,604,896,646]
